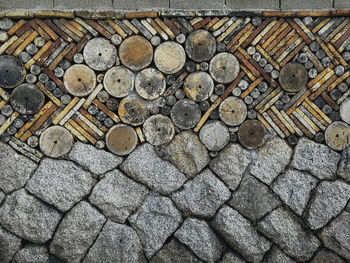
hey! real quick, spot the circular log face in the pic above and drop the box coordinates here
[154,41,186,74]
[185,29,216,62]
[118,94,150,126]
[119,35,153,71]
[103,66,134,98]
[325,121,350,151]
[340,98,350,125]
[0,55,26,88]
[199,120,230,151]
[219,96,247,126]
[135,68,166,100]
[170,99,201,129]
[106,124,138,156]
[83,37,117,71]
[10,83,45,115]
[143,114,175,146]
[39,126,73,158]
[209,52,240,84]
[184,71,214,102]
[238,119,267,149]
[279,62,308,92]
[63,64,96,97]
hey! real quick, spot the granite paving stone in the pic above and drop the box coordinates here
[0,225,22,263]
[12,244,49,263]
[337,147,350,183]
[50,201,106,263]
[26,158,96,212]
[171,169,231,218]
[311,249,345,263]
[0,189,62,243]
[0,190,5,205]
[89,169,148,223]
[219,250,248,263]
[263,246,297,263]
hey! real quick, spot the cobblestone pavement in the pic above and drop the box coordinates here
[0,13,350,263]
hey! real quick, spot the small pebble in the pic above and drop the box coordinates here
[275,100,284,110]
[334,65,345,77]
[150,35,161,46]
[209,151,218,158]
[321,57,331,67]
[111,34,122,45]
[53,88,63,98]
[314,96,326,108]
[160,105,171,115]
[27,136,39,148]
[176,33,186,44]
[103,118,114,128]
[215,84,225,95]
[0,115,5,126]
[88,105,99,115]
[60,94,72,105]
[216,42,226,52]
[338,82,348,93]
[30,65,41,75]
[0,18,13,31]
[106,98,118,111]
[13,118,24,129]
[304,60,313,69]
[0,30,8,42]
[149,104,160,114]
[314,132,324,143]
[330,89,341,100]
[310,41,320,52]
[209,109,220,120]
[59,59,71,70]
[264,64,273,73]
[54,67,64,78]
[210,94,218,103]
[244,95,253,105]
[200,62,209,71]
[199,100,210,111]
[229,132,238,142]
[175,89,185,100]
[26,74,37,84]
[25,44,38,56]
[7,126,17,136]
[247,46,256,55]
[250,88,260,99]
[252,52,261,62]
[166,95,176,106]
[303,16,313,26]
[281,94,290,103]
[95,140,105,149]
[97,91,109,103]
[297,53,308,63]
[343,51,350,61]
[97,73,104,83]
[38,73,49,83]
[238,79,249,90]
[247,109,257,119]
[271,70,279,79]
[156,97,166,107]
[45,80,56,91]
[329,111,340,122]
[0,132,10,142]
[287,134,298,146]
[34,36,46,47]
[96,111,107,121]
[258,81,268,92]
[185,61,196,73]
[252,17,262,27]
[1,105,13,117]
[232,87,241,96]
[73,53,84,64]
[345,45,350,52]
[19,52,31,63]
[258,58,267,67]
[308,68,318,78]
[166,75,176,85]
[322,104,332,114]
[315,49,325,59]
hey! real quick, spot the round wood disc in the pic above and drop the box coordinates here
[39,126,73,158]
[199,120,230,151]
[185,29,216,62]
[143,114,175,146]
[170,99,201,129]
[103,66,134,98]
[63,64,96,97]
[238,119,267,149]
[83,37,117,71]
[209,52,240,84]
[219,96,247,126]
[325,121,350,151]
[119,35,153,71]
[340,98,350,125]
[135,68,166,100]
[279,62,308,92]
[118,94,150,126]
[154,41,186,74]
[106,124,138,156]
[184,71,214,101]
[0,55,26,88]
[10,83,45,115]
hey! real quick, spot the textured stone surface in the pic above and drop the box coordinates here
[210,143,251,190]
[0,141,37,194]
[0,190,5,204]
[306,180,350,230]
[337,147,350,183]
[311,249,345,263]
[50,201,106,263]
[129,193,182,258]
[0,189,61,243]
[0,226,22,263]
[83,220,145,263]
[171,169,230,218]
[68,141,123,175]
[320,211,350,260]
[291,138,340,180]
[263,246,296,263]
[120,143,186,195]
[12,244,49,263]
[272,169,318,216]
[220,251,247,263]
[150,239,203,263]
[26,158,96,212]
[249,137,293,184]
[159,131,209,177]
[89,169,148,223]
[175,218,224,262]
[229,174,280,220]
[212,205,271,263]
[259,207,320,261]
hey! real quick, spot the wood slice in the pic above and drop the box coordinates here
[209,52,240,84]
[340,98,350,125]
[83,37,117,71]
[185,29,216,62]
[154,41,186,74]
[0,55,26,88]
[39,126,73,158]
[118,94,150,126]
[103,66,134,98]
[219,96,247,126]
[119,35,153,71]
[63,64,96,97]
[279,62,308,92]
[184,71,214,102]
[106,124,137,156]
[325,121,350,151]
[135,68,166,100]
[143,114,175,146]
[170,98,201,129]
[10,83,45,115]
[238,119,267,149]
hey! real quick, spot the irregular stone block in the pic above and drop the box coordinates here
[263,246,296,263]
[0,226,22,263]
[311,249,345,263]
[12,244,49,263]
[219,250,247,263]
